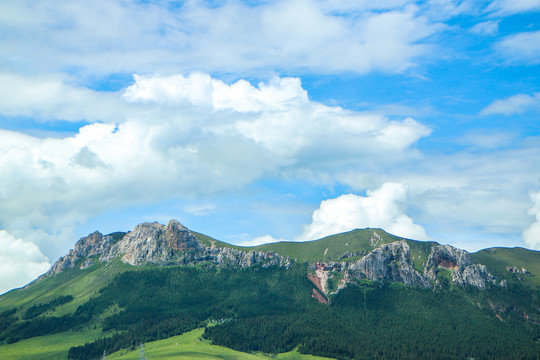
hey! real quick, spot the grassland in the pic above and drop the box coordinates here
[0,258,136,315]
[0,327,335,360]
[0,326,116,360]
[107,328,334,360]
[196,228,424,263]
[471,246,540,287]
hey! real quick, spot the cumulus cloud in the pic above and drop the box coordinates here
[0,73,430,263]
[522,190,540,250]
[494,30,540,65]
[248,183,428,246]
[237,235,288,247]
[481,92,540,115]
[0,230,50,295]
[0,0,442,76]
[300,183,428,241]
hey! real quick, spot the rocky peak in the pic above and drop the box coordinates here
[46,219,291,276]
[104,220,204,265]
[47,231,118,275]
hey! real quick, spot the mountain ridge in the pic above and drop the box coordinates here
[38,219,532,294]
[1,219,539,360]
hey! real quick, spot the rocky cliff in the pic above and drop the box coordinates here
[46,220,291,276]
[308,241,501,295]
[424,245,499,288]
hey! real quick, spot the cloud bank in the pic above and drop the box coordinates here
[0,73,430,266]
[0,0,442,77]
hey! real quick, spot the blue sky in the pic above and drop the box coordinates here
[1,0,540,293]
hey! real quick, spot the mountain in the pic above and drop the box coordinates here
[0,220,539,360]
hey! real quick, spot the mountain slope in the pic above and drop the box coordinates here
[0,219,539,360]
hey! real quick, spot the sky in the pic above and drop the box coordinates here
[0,0,540,294]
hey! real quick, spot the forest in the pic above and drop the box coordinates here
[1,264,539,360]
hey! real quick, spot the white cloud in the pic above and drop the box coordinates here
[481,92,540,115]
[0,73,430,264]
[249,182,428,246]
[494,30,540,65]
[332,135,540,251]
[470,20,499,36]
[0,0,442,76]
[183,204,216,216]
[0,230,50,295]
[0,73,131,122]
[423,0,481,19]
[300,183,428,241]
[237,235,287,247]
[458,130,515,149]
[318,0,412,12]
[486,0,540,16]
[522,189,540,250]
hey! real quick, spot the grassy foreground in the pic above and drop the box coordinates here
[0,327,106,360]
[107,328,334,360]
[0,327,335,360]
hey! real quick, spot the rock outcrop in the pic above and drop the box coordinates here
[309,241,500,294]
[48,231,119,274]
[46,220,291,276]
[424,245,498,288]
[506,266,531,275]
[309,241,431,294]
[348,241,431,287]
[100,220,204,265]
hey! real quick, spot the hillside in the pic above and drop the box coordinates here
[0,220,539,360]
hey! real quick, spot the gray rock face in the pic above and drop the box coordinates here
[310,241,500,293]
[424,244,471,279]
[348,241,431,287]
[310,241,431,293]
[452,264,498,288]
[47,219,291,276]
[100,220,205,265]
[47,231,117,275]
[424,245,498,288]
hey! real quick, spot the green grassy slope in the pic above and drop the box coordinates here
[107,328,334,360]
[197,228,438,263]
[195,228,439,269]
[472,247,540,287]
[0,258,135,314]
[0,327,335,360]
[254,228,407,262]
[0,327,107,360]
